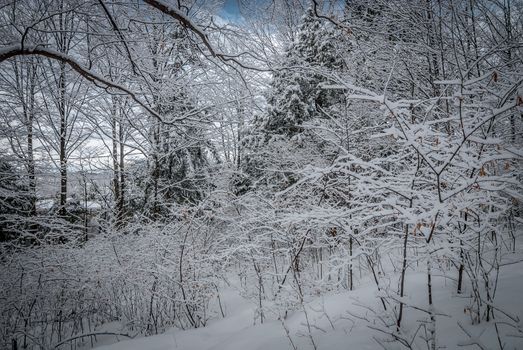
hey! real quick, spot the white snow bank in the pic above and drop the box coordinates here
[91,261,523,350]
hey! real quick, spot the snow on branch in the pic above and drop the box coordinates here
[143,0,216,56]
[144,0,267,71]
[0,44,167,122]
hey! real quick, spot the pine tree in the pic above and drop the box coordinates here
[0,158,31,241]
[144,89,217,216]
[239,8,345,193]
[264,7,343,137]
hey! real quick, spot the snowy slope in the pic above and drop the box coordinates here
[91,260,523,350]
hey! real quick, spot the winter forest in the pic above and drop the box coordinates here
[0,0,522,349]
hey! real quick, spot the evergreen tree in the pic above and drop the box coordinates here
[144,89,218,216]
[240,8,345,192]
[0,158,31,241]
[264,8,343,136]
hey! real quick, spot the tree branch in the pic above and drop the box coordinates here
[0,44,165,122]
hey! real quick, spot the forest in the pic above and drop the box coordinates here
[0,0,522,349]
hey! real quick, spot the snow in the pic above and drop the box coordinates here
[1,2,521,350]
[35,198,102,210]
[85,201,102,210]
[36,199,54,210]
[433,79,461,85]
[89,260,523,350]
[0,44,168,122]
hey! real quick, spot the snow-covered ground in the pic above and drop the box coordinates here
[88,259,523,350]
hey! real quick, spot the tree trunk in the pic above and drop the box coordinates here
[58,61,67,217]
[27,61,37,218]
[58,5,68,218]
[111,96,121,227]
[427,256,436,350]
[118,108,125,226]
[397,221,409,329]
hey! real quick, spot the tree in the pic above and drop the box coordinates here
[241,7,344,193]
[0,157,32,241]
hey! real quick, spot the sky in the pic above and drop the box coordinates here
[219,0,242,22]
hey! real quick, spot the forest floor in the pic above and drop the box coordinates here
[84,251,523,350]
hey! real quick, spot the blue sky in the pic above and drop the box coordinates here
[219,0,242,21]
